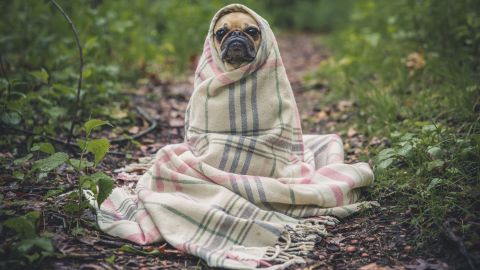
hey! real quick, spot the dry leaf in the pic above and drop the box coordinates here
[128,126,140,134]
[405,52,426,70]
[347,127,358,138]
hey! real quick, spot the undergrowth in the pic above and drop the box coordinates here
[304,0,480,267]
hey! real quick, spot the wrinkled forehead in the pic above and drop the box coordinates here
[213,12,259,31]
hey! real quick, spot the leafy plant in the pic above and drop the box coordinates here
[1,211,55,267]
[303,0,480,265]
[64,119,114,218]
[373,123,479,246]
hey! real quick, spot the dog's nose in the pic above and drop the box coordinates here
[231,31,243,37]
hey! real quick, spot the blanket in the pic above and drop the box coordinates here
[90,4,375,269]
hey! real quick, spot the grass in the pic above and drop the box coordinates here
[302,1,480,267]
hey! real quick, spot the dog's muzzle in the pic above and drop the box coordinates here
[221,31,256,65]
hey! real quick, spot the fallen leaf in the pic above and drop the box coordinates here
[128,126,140,134]
[338,100,354,111]
[347,127,358,138]
[405,52,426,70]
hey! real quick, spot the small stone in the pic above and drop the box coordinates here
[365,237,376,242]
[346,246,357,253]
[361,253,369,257]
[326,243,340,252]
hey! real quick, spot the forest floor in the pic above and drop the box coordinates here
[2,33,454,269]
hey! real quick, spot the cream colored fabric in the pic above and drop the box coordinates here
[91,4,375,269]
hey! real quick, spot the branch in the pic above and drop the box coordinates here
[49,0,84,147]
[110,106,159,144]
[0,54,11,96]
[443,219,476,270]
[2,124,125,156]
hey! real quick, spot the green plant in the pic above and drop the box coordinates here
[6,118,114,226]
[63,119,114,223]
[303,0,480,265]
[0,211,55,268]
[373,123,479,246]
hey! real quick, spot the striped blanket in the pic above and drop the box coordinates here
[91,4,374,269]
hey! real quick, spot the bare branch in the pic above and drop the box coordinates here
[49,0,84,147]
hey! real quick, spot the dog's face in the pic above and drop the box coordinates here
[213,11,261,68]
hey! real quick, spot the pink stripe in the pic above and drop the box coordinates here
[126,229,160,245]
[102,198,124,220]
[299,177,312,184]
[154,163,165,192]
[204,41,234,85]
[198,71,205,81]
[157,149,173,164]
[176,162,189,174]
[300,163,312,177]
[318,167,355,188]
[170,171,182,192]
[328,184,344,206]
[207,173,232,184]
[136,210,149,221]
[327,153,344,164]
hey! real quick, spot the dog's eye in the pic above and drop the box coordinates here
[246,27,259,37]
[215,28,227,41]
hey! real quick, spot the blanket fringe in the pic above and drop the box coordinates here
[261,216,339,267]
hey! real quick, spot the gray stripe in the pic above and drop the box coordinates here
[211,139,289,166]
[229,136,244,172]
[188,195,239,245]
[254,176,276,211]
[204,78,214,132]
[218,136,233,170]
[251,72,259,135]
[314,136,334,156]
[240,139,256,175]
[238,208,260,245]
[240,78,248,135]
[211,137,291,161]
[228,83,236,133]
[229,174,241,195]
[214,198,251,265]
[241,175,255,202]
[252,220,282,236]
[205,213,237,251]
[187,208,217,246]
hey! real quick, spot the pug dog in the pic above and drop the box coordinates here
[213,11,261,69]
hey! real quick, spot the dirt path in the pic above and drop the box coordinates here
[4,33,450,269]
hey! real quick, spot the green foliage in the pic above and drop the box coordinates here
[305,0,480,259]
[86,172,114,207]
[83,119,110,137]
[32,152,69,172]
[257,0,354,31]
[373,123,479,244]
[73,119,114,210]
[1,211,55,267]
[31,142,56,155]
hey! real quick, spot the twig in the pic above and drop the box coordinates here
[0,54,11,96]
[0,184,74,193]
[443,219,476,270]
[110,106,159,144]
[2,124,125,156]
[49,0,84,148]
